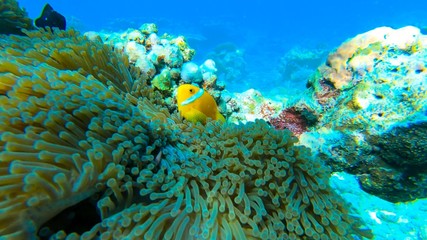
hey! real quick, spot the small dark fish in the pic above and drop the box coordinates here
[35,4,66,30]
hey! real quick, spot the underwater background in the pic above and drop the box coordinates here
[19,0,427,97]
[1,0,427,239]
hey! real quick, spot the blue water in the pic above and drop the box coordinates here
[18,0,427,96]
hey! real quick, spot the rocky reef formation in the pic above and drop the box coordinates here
[288,26,427,202]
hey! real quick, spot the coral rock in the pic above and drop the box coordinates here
[181,62,203,83]
[297,26,427,202]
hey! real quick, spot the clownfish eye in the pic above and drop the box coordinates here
[189,89,194,93]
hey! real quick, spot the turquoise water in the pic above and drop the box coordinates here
[18,0,427,96]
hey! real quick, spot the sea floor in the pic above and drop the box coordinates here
[330,172,427,240]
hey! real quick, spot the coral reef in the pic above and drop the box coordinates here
[270,107,309,136]
[225,91,318,136]
[226,89,282,123]
[0,28,371,239]
[85,24,195,91]
[85,25,228,117]
[0,0,34,35]
[225,89,318,138]
[293,26,427,202]
[152,69,172,91]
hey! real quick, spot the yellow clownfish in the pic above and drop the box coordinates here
[176,84,225,124]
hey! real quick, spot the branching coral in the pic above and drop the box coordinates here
[0,0,34,35]
[0,28,372,239]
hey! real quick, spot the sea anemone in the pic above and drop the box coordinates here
[0,28,372,239]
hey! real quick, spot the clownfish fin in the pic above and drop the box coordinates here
[184,109,208,124]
